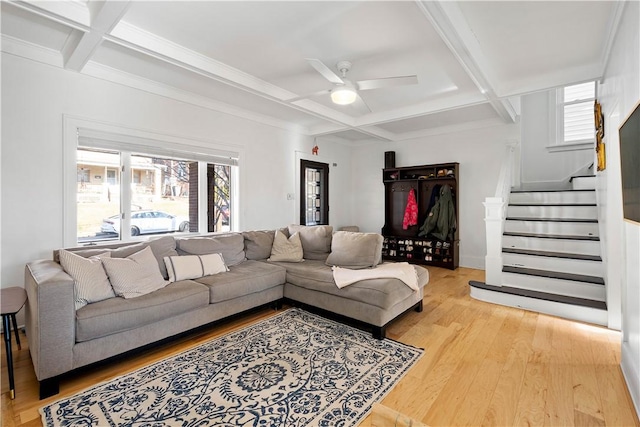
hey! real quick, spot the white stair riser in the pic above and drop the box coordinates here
[470,287,608,326]
[510,191,596,205]
[572,176,596,190]
[504,220,599,236]
[501,272,605,301]
[502,235,601,256]
[503,253,603,277]
[507,205,597,219]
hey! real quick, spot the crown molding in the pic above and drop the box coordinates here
[82,61,310,135]
[1,34,63,67]
[11,0,90,31]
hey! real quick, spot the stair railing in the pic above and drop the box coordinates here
[483,142,519,285]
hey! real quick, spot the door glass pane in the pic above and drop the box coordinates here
[305,166,324,225]
[77,149,121,242]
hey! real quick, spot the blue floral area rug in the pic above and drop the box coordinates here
[40,308,423,427]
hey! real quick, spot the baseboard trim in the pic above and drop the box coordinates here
[621,342,640,421]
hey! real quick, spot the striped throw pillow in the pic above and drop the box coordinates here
[163,253,228,283]
[101,246,168,299]
[59,249,115,310]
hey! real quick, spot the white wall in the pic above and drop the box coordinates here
[520,91,593,188]
[350,124,519,269]
[0,53,353,288]
[598,0,640,416]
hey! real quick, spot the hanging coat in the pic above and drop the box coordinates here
[402,189,418,230]
[418,184,456,240]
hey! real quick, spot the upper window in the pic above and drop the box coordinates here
[557,81,596,145]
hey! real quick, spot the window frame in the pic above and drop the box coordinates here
[548,81,597,152]
[63,116,241,247]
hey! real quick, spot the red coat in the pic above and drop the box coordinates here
[403,189,418,230]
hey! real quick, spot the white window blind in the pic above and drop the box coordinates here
[561,82,595,144]
[77,128,239,166]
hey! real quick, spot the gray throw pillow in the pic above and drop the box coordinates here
[102,246,168,298]
[243,230,276,260]
[177,233,246,266]
[325,231,384,269]
[287,225,333,260]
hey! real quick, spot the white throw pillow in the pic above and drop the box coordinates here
[101,246,168,299]
[268,230,304,262]
[164,253,228,283]
[59,249,115,310]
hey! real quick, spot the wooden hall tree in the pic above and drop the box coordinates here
[382,162,459,269]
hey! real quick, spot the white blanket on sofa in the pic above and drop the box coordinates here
[332,262,419,291]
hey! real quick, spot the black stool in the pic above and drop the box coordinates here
[2,287,27,399]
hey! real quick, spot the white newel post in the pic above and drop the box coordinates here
[484,197,505,285]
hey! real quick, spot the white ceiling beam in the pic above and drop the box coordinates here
[63,1,131,72]
[415,0,517,123]
[355,92,487,128]
[600,0,627,81]
[10,0,90,30]
[107,22,363,129]
[496,63,603,99]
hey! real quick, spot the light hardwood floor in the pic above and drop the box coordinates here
[2,266,639,426]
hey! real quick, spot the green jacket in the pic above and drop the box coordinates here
[418,184,456,240]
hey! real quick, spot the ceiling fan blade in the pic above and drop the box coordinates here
[352,93,372,113]
[356,75,418,91]
[305,58,344,85]
[286,88,332,103]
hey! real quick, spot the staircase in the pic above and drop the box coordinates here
[471,174,608,326]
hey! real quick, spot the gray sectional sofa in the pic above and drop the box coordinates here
[25,226,429,399]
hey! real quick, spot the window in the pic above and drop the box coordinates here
[70,127,238,245]
[556,81,596,146]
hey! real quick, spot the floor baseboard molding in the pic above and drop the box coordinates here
[621,342,640,420]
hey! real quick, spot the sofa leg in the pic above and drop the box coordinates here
[39,378,59,400]
[273,300,283,311]
[415,300,423,313]
[373,326,386,340]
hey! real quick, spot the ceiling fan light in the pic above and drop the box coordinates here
[331,88,357,105]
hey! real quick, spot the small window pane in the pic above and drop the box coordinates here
[130,155,191,237]
[77,149,121,242]
[564,82,595,103]
[564,101,594,142]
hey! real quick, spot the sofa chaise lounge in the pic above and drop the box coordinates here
[25,226,429,398]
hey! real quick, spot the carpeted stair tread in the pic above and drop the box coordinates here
[502,266,604,285]
[502,248,602,261]
[469,281,607,310]
[506,217,598,223]
[503,231,600,241]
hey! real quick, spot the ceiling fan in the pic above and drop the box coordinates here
[289,59,418,110]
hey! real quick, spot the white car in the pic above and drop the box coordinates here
[101,210,189,236]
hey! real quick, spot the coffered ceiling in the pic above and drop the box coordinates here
[0,1,624,143]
